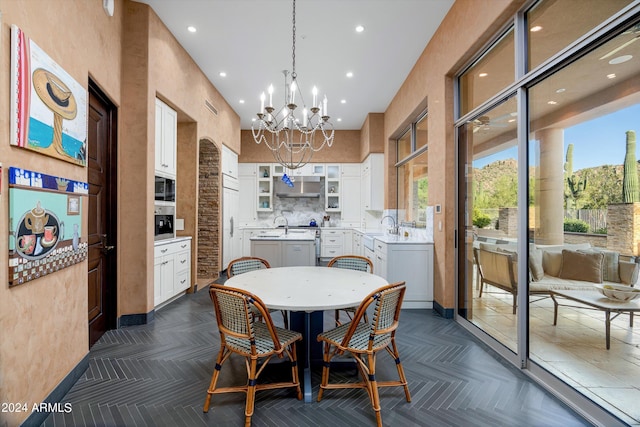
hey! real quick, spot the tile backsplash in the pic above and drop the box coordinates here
[257,179,335,226]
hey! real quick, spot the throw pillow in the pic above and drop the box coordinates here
[558,249,604,283]
[619,261,640,286]
[529,247,544,281]
[580,248,620,283]
[542,250,564,277]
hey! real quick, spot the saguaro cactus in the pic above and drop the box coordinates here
[623,130,639,203]
[564,143,588,210]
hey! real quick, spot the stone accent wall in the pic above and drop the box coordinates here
[607,203,640,256]
[498,207,518,238]
[563,232,607,248]
[197,141,220,277]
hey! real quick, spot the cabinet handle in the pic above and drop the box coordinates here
[181,244,187,248]
[377,245,382,249]
[377,256,382,260]
[161,249,168,253]
[162,261,168,265]
[180,279,186,284]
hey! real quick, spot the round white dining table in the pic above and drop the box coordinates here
[225,266,388,402]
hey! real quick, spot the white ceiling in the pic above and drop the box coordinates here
[133,0,454,130]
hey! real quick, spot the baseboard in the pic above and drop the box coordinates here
[433,300,454,319]
[20,354,89,427]
[118,309,154,327]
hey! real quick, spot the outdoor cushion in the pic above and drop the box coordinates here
[558,249,604,284]
[619,260,640,286]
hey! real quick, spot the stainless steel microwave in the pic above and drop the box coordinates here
[155,176,175,202]
[154,205,175,241]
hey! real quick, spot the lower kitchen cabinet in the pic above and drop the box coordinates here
[251,239,315,268]
[320,229,353,259]
[373,240,433,309]
[154,238,191,307]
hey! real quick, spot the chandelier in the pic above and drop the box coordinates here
[251,0,334,170]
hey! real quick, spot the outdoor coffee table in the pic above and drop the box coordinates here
[550,290,640,349]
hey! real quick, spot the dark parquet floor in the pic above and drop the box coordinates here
[42,279,591,427]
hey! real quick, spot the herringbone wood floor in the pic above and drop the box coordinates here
[42,285,590,427]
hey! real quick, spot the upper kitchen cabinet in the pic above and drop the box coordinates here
[238,163,257,225]
[340,164,362,226]
[362,153,384,211]
[272,163,325,177]
[256,164,273,211]
[325,164,340,212]
[155,98,177,178]
[221,145,239,179]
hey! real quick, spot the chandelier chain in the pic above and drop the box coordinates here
[291,0,296,78]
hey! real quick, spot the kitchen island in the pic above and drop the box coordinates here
[250,230,316,267]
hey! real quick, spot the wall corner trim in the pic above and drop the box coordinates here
[118,310,155,327]
[433,300,454,319]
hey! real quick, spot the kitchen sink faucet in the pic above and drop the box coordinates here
[274,215,289,234]
[381,215,399,235]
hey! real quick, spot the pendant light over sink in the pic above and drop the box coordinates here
[251,0,335,170]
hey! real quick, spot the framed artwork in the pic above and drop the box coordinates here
[67,195,80,215]
[8,167,88,287]
[10,25,87,166]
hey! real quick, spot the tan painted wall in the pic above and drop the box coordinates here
[0,1,241,424]
[239,129,361,163]
[0,1,123,425]
[360,113,385,161]
[383,0,526,310]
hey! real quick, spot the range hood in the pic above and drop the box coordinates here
[275,176,321,198]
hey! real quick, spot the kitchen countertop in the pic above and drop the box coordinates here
[154,236,192,246]
[373,234,433,244]
[249,230,316,241]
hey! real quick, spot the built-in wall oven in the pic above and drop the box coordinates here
[154,205,175,241]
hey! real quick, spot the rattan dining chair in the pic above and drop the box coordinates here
[227,257,288,328]
[316,281,411,427]
[204,284,302,426]
[327,255,373,325]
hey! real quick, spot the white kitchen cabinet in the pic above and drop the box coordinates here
[241,228,273,257]
[250,239,315,268]
[272,163,325,177]
[238,164,257,225]
[321,229,344,258]
[373,239,433,309]
[340,175,361,226]
[154,238,191,307]
[325,164,341,212]
[362,153,384,211]
[342,230,353,254]
[222,184,240,269]
[353,230,363,256]
[221,144,239,178]
[256,164,273,211]
[155,98,177,178]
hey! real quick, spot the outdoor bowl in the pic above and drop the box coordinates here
[593,283,640,302]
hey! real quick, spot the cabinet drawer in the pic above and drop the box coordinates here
[175,251,190,272]
[374,240,387,256]
[155,243,178,258]
[322,245,342,258]
[322,234,344,246]
[176,270,190,292]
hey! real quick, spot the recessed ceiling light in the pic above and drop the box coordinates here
[607,73,617,79]
[239,99,245,104]
[609,55,632,65]
[547,100,557,105]
[187,26,197,33]
[555,88,565,93]
[251,118,256,122]
[346,72,353,78]
[337,118,342,122]
[219,72,227,77]
[478,72,488,77]
[530,25,543,32]
[355,25,364,33]
[341,99,346,104]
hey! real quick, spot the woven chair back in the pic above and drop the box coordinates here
[227,257,270,278]
[328,255,373,273]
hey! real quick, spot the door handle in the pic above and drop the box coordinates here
[100,234,115,255]
[230,216,234,237]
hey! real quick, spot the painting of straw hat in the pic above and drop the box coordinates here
[10,25,87,166]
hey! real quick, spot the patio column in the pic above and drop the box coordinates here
[535,128,564,245]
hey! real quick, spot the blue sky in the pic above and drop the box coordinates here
[474,103,640,170]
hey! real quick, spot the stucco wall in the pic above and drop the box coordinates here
[0,1,123,425]
[383,0,525,310]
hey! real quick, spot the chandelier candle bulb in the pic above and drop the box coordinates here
[323,95,328,116]
[312,86,318,108]
[268,84,274,107]
[290,81,297,104]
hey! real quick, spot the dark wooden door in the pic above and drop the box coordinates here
[87,80,117,347]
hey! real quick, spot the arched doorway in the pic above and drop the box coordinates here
[197,139,220,283]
